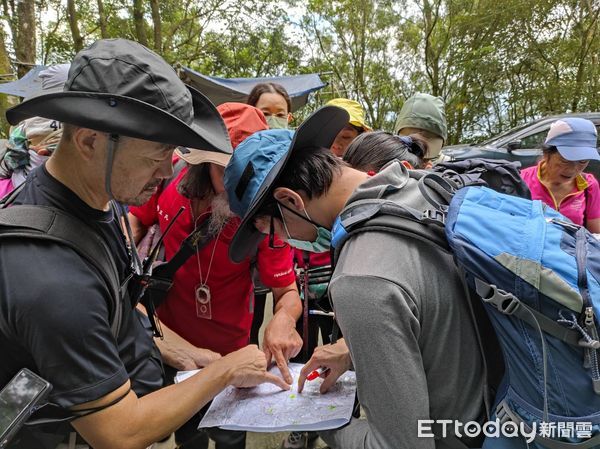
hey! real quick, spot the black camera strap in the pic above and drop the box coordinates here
[137,214,216,337]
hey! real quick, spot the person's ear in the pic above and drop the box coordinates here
[273,187,305,211]
[72,128,103,162]
[287,113,293,124]
[400,160,414,170]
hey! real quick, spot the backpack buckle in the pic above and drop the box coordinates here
[494,401,511,425]
[421,209,446,225]
[475,278,521,315]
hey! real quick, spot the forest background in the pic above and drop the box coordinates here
[0,0,598,144]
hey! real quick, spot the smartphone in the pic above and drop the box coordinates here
[0,369,52,448]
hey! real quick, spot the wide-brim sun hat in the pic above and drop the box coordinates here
[545,118,600,162]
[176,102,268,166]
[6,38,232,155]
[224,105,349,263]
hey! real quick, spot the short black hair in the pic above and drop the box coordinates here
[256,146,346,217]
[343,131,428,171]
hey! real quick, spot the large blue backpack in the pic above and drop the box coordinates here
[447,186,600,448]
[331,159,600,448]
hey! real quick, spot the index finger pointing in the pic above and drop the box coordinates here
[273,348,293,385]
[262,372,291,391]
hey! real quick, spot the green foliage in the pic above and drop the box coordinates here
[0,0,599,143]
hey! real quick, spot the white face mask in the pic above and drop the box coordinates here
[11,150,49,187]
[27,149,49,170]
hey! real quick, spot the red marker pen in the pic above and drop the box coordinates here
[307,367,330,381]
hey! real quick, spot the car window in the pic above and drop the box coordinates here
[481,122,533,146]
[519,130,547,149]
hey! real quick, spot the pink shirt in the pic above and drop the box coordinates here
[0,178,14,199]
[521,163,600,226]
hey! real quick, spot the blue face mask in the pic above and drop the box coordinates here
[277,203,332,253]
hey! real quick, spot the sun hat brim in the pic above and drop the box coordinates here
[176,147,231,166]
[6,87,233,154]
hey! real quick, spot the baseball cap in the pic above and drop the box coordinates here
[545,118,600,161]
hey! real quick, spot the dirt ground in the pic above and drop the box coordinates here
[240,431,329,449]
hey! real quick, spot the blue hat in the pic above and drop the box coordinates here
[545,118,600,161]
[224,106,349,263]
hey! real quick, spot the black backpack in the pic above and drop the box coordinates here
[0,201,124,339]
[0,191,128,447]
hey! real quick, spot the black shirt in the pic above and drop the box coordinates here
[0,165,163,410]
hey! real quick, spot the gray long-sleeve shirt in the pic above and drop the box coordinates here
[321,162,485,449]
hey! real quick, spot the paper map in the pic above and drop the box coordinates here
[175,363,356,432]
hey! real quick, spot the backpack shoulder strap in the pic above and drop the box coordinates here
[331,197,449,265]
[0,205,122,338]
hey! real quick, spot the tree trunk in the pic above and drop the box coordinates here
[133,0,148,46]
[15,0,35,78]
[0,27,15,136]
[97,0,108,38]
[149,0,162,53]
[67,0,84,52]
[2,0,17,51]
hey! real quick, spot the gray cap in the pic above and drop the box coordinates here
[393,93,447,142]
[7,38,231,154]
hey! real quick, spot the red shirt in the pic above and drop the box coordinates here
[130,167,296,355]
[293,249,331,270]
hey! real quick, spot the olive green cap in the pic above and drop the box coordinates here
[393,93,447,142]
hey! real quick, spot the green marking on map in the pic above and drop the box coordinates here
[289,394,296,399]
[328,405,337,410]
[266,407,274,415]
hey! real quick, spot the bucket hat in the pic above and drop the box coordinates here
[6,38,232,154]
[224,106,349,263]
[325,98,371,131]
[545,118,600,161]
[177,102,267,166]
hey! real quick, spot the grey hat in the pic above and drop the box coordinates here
[7,39,232,154]
[31,64,70,98]
[393,93,447,142]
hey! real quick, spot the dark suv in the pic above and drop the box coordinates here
[438,112,600,178]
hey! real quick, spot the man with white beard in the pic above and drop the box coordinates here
[128,103,302,449]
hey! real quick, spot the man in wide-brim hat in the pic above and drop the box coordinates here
[0,38,288,449]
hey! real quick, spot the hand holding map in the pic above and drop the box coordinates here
[176,363,356,432]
